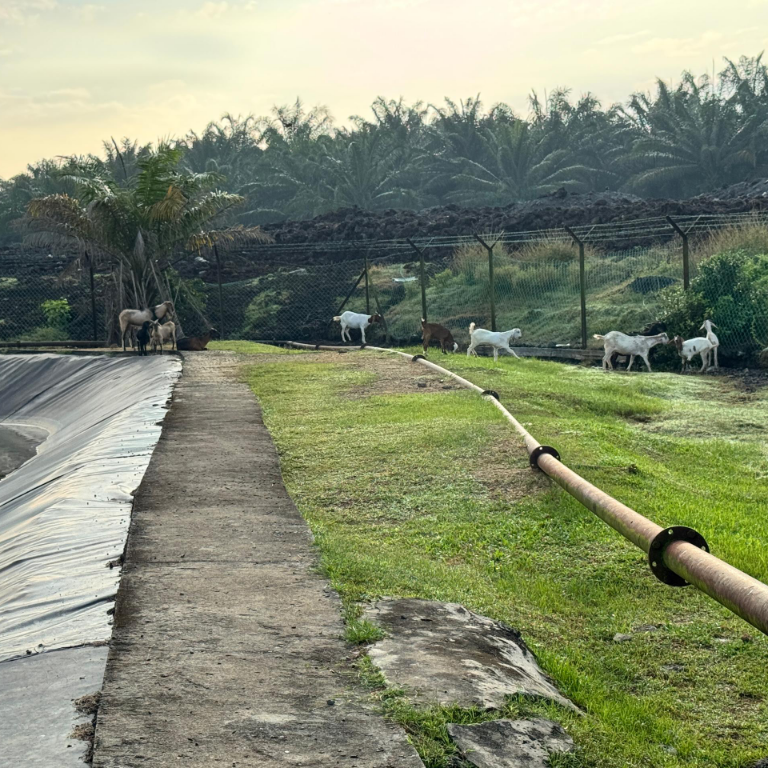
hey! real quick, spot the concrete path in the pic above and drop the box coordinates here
[93,352,422,768]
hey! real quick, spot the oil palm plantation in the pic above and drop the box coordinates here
[622,72,768,196]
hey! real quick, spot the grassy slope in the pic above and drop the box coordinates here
[239,348,768,768]
[209,340,301,355]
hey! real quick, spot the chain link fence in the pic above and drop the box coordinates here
[2,213,767,363]
[202,236,767,363]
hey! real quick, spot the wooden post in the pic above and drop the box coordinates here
[407,239,428,322]
[364,255,371,314]
[475,234,498,332]
[565,227,587,349]
[666,216,690,290]
[86,251,98,341]
[213,243,226,339]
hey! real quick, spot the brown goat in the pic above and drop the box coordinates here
[176,329,217,351]
[421,318,458,355]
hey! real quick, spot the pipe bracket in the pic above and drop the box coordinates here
[649,526,709,587]
[481,389,500,400]
[411,354,426,362]
[530,445,560,470]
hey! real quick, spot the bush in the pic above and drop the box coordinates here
[660,249,768,361]
[41,298,71,331]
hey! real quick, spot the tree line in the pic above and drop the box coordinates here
[2,54,768,245]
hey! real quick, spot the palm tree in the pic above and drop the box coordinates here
[622,73,768,197]
[321,124,424,210]
[24,143,270,311]
[445,117,599,204]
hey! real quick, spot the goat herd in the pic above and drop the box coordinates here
[116,303,721,374]
[334,311,721,373]
[118,301,215,355]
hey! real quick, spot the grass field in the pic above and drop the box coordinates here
[227,344,768,768]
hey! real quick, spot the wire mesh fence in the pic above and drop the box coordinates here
[2,211,767,363]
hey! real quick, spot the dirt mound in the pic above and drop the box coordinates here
[259,186,768,250]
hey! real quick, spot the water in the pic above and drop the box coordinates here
[0,425,43,480]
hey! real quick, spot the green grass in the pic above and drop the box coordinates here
[208,340,302,355]
[240,350,768,768]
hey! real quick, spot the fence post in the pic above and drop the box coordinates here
[666,216,690,290]
[86,250,98,341]
[565,227,587,349]
[364,255,371,314]
[370,283,391,345]
[475,234,500,332]
[213,243,226,339]
[407,239,428,322]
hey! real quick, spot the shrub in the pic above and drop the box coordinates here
[41,298,71,331]
[660,249,768,361]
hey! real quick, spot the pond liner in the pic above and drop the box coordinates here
[0,354,180,661]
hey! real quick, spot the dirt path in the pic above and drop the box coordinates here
[92,351,423,768]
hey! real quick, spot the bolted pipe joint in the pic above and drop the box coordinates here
[529,445,561,470]
[649,526,709,586]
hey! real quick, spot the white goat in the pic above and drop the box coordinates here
[333,311,382,345]
[150,320,176,353]
[466,322,522,362]
[673,335,714,373]
[594,331,669,372]
[119,301,174,351]
[700,319,719,370]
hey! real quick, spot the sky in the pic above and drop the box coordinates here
[1,0,767,178]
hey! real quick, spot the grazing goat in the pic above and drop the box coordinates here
[466,322,522,362]
[673,335,714,373]
[150,320,176,353]
[421,318,458,355]
[593,331,669,372]
[176,329,217,351]
[136,321,151,356]
[333,311,382,345]
[119,301,174,351]
[700,320,719,370]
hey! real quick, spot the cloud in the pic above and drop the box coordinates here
[0,0,57,25]
[196,1,230,18]
[631,30,727,57]
[598,30,650,46]
[77,4,106,23]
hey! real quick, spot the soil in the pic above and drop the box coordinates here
[340,350,462,399]
[4,179,768,280]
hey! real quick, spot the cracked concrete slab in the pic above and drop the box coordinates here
[92,352,423,768]
[447,718,574,768]
[364,599,575,711]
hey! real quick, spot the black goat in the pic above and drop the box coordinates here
[136,321,151,356]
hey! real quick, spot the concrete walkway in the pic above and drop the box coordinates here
[93,352,422,768]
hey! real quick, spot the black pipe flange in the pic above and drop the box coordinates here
[648,526,709,587]
[411,354,426,362]
[481,389,500,400]
[529,445,560,470]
